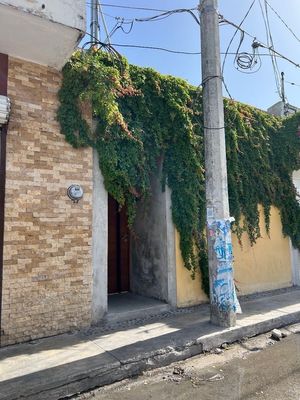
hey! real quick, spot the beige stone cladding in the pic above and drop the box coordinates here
[1,58,93,346]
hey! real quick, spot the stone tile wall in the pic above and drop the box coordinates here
[1,57,93,346]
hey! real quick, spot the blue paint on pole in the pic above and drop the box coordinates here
[208,218,241,313]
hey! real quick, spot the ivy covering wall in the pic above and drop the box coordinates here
[58,49,300,295]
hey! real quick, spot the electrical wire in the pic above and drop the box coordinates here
[84,3,300,100]
[220,18,300,69]
[110,43,201,55]
[87,1,300,75]
[221,0,256,76]
[86,5,200,45]
[286,81,300,88]
[80,36,285,58]
[82,32,122,59]
[98,0,111,44]
[259,0,281,96]
[264,0,282,93]
[87,4,200,26]
[235,48,262,74]
[265,1,300,44]
[88,1,299,73]
[201,75,232,100]
[220,1,256,99]
[231,29,262,74]
[109,19,134,40]
[134,9,200,26]
[86,2,171,13]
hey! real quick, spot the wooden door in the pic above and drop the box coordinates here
[108,195,130,294]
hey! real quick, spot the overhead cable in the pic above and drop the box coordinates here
[80,36,287,58]
[287,81,300,88]
[265,1,300,44]
[222,0,256,76]
[86,3,170,12]
[259,0,281,96]
[220,18,300,69]
[98,0,111,44]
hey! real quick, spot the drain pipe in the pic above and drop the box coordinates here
[0,53,9,346]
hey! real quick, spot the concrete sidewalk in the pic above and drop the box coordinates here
[1,288,300,400]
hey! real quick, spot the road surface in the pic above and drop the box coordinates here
[76,331,300,400]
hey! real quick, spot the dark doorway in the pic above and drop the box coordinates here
[108,195,130,294]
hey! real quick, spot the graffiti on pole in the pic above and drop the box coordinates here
[207,218,241,313]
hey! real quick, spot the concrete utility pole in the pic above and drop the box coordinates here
[90,0,100,44]
[199,0,240,327]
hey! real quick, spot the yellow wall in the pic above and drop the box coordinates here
[176,206,292,307]
[176,231,208,307]
[233,206,292,295]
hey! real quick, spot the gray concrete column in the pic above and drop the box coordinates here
[165,186,177,307]
[92,149,108,324]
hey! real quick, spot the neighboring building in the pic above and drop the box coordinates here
[294,170,300,197]
[0,1,298,347]
[267,101,299,117]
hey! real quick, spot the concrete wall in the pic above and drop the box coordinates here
[0,0,85,30]
[176,206,293,306]
[131,169,176,305]
[293,170,300,195]
[176,230,208,307]
[291,169,300,285]
[0,1,85,69]
[92,150,108,324]
[1,57,93,346]
[233,206,292,294]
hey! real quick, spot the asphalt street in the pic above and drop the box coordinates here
[77,330,300,400]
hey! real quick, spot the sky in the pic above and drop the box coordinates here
[84,1,300,111]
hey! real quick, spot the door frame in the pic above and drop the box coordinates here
[91,151,177,324]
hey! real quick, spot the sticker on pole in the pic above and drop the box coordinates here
[207,218,241,314]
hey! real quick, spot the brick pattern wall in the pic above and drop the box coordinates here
[1,58,93,346]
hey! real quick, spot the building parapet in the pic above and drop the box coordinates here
[0,0,86,69]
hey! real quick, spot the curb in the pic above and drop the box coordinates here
[2,309,300,400]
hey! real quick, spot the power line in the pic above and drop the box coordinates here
[81,39,275,57]
[88,1,300,73]
[220,18,300,69]
[84,5,300,85]
[110,43,201,55]
[86,2,176,13]
[134,9,200,26]
[222,0,256,76]
[86,6,201,46]
[87,3,200,25]
[84,24,300,72]
[265,1,300,44]
[259,0,281,97]
[287,81,300,88]
[98,0,111,44]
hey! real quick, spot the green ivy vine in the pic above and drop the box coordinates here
[57,49,300,296]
